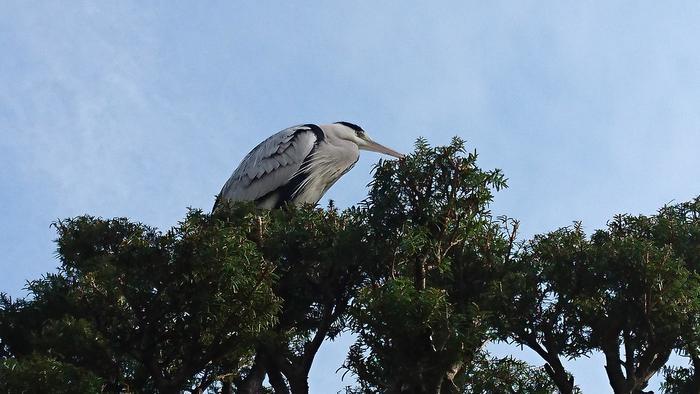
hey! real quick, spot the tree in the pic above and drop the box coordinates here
[0,354,103,394]
[1,208,280,392]
[344,138,517,393]
[462,351,559,394]
[494,213,700,394]
[616,198,700,393]
[588,216,699,393]
[233,204,372,394]
[662,364,700,394]
[491,224,585,394]
[0,203,374,394]
[2,137,700,394]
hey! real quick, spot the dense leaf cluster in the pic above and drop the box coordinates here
[1,138,699,394]
[345,138,515,393]
[462,352,559,394]
[493,198,700,394]
[2,210,281,392]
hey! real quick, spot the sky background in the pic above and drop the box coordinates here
[2,1,700,392]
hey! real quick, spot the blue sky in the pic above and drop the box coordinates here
[2,2,700,392]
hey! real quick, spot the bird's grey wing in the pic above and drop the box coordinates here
[217,125,321,207]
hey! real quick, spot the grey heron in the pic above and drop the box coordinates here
[214,122,403,210]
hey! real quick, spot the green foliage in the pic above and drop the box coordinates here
[348,279,465,392]
[345,138,516,393]
[493,223,590,351]
[0,355,103,394]
[1,208,280,392]
[256,204,369,341]
[585,211,700,393]
[662,365,698,394]
[610,198,700,393]
[2,138,700,394]
[495,204,700,393]
[462,352,560,394]
[222,203,373,393]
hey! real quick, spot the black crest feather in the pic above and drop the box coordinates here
[335,121,364,132]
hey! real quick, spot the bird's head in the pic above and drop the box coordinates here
[332,121,404,159]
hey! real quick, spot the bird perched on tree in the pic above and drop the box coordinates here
[214,122,403,210]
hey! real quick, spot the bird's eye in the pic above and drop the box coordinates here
[355,130,365,138]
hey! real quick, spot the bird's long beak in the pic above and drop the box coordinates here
[363,140,404,159]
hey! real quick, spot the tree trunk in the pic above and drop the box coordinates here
[222,380,233,394]
[238,355,266,394]
[602,340,631,394]
[440,360,464,394]
[524,336,574,394]
[691,349,700,392]
[268,367,291,394]
[543,361,575,394]
[288,374,309,394]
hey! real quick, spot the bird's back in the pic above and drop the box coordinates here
[215,125,322,209]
